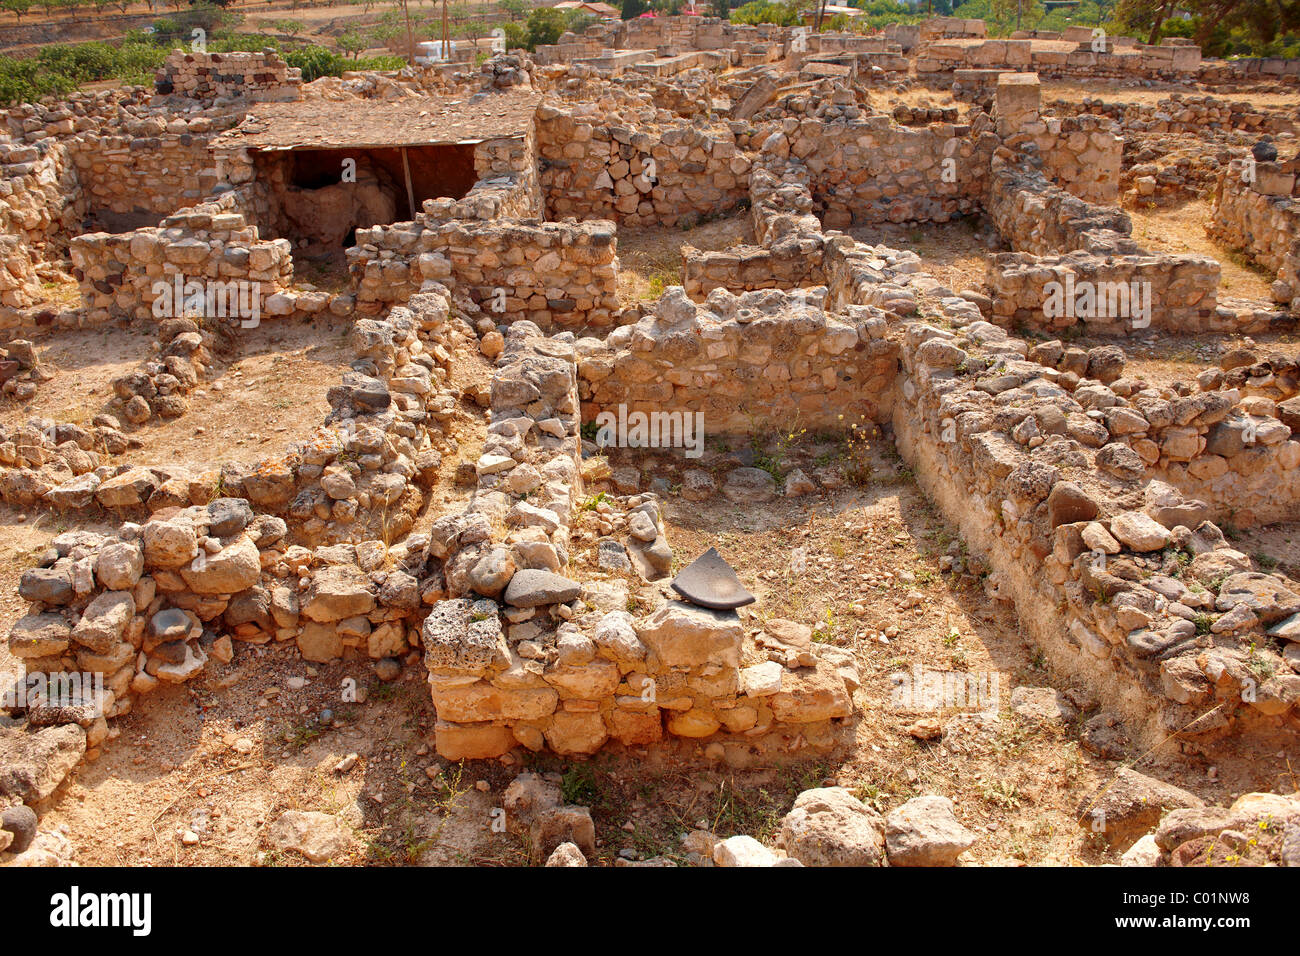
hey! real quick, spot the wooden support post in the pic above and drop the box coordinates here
[401,146,417,221]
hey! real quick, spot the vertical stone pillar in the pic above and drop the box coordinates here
[995,72,1041,139]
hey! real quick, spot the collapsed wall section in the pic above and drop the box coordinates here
[4,291,459,741]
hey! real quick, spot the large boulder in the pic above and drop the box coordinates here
[502,569,581,608]
[0,723,87,804]
[142,517,198,569]
[778,787,885,866]
[884,795,978,866]
[1078,768,1203,848]
[178,536,260,595]
[301,564,376,622]
[8,613,72,659]
[71,590,134,653]
[635,601,742,669]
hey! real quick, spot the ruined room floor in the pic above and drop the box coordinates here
[11,433,1290,866]
[1,315,355,473]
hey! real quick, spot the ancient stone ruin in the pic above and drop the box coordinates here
[1,17,1299,869]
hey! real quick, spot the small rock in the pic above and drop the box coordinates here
[712,835,778,867]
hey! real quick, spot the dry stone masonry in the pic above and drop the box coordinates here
[1,20,1299,867]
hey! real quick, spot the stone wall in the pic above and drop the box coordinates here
[984,160,1132,256]
[2,88,156,146]
[535,104,751,228]
[683,161,824,297]
[980,87,1227,337]
[348,215,620,328]
[1068,94,1296,138]
[1207,159,1300,313]
[0,90,246,323]
[70,193,296,324]
[468,128,542,220]
[915,35,1203,82]
[0,236,43,315]
[0,140,82,317]
[0,292,453,539]
[155,50,303,103]
[1036,114,1123,205]
[577,286,899,432]
[895,315,1300,747]
[1202,56,1300,83]
[71,118,234,226]
[987,248,1222,335]
[766,116,991,228]
[411,129,541,225]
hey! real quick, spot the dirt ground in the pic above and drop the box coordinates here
[1126,199,1277,301]
[617,213,753,305]
[1042,80,1300,109]
[2,314,355,473]
[850,217,997,293]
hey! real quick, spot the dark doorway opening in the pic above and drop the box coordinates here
[252,142,481,267]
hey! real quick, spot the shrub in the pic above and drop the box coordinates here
[524,6,565,48]
[730,1,800,26]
